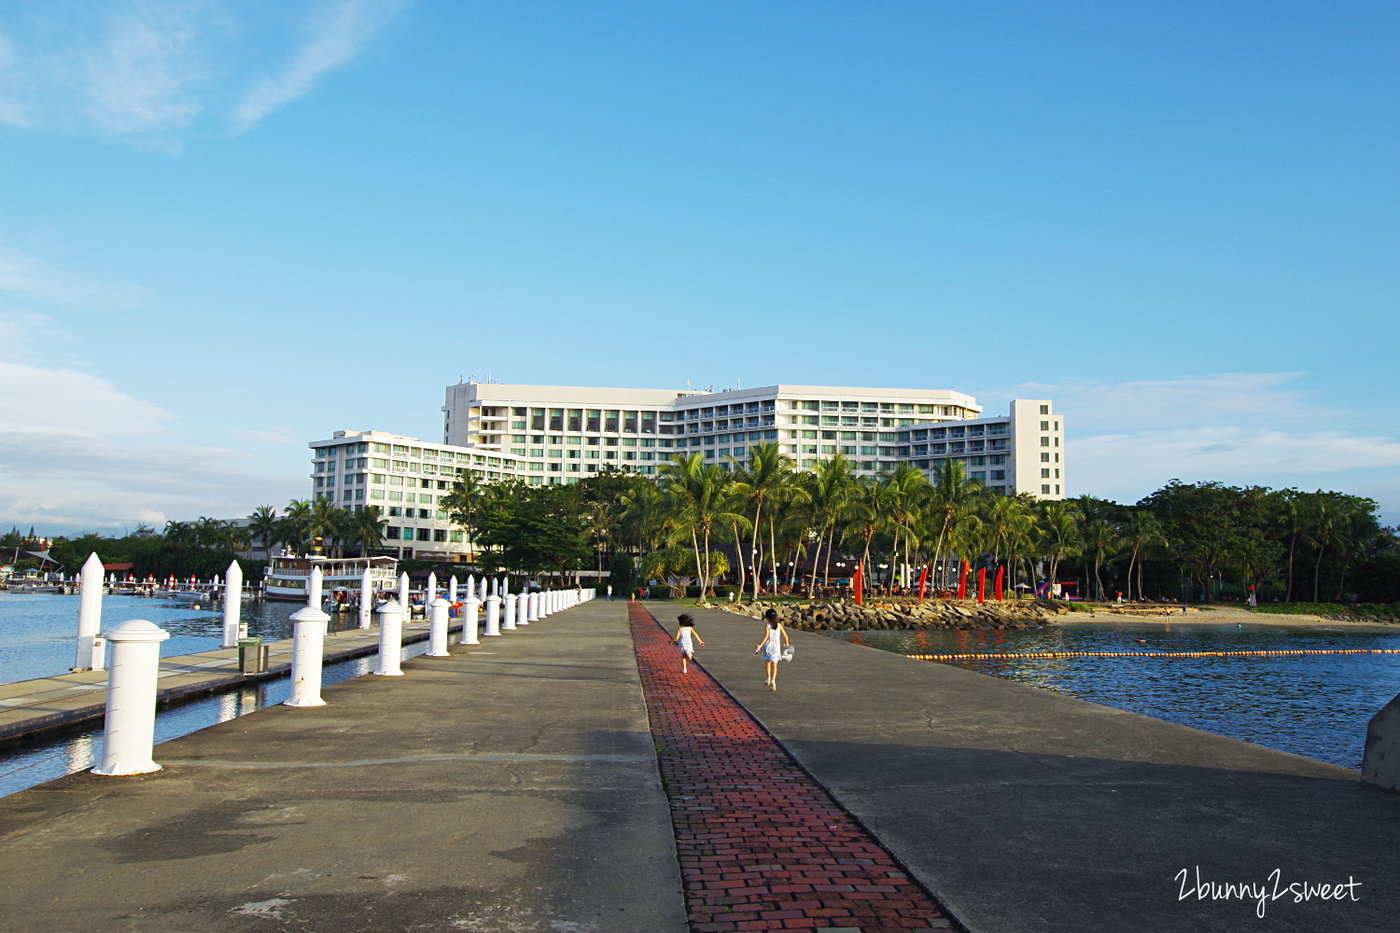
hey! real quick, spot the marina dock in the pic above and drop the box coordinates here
[0,599,1395,932]
[0,617,445,746]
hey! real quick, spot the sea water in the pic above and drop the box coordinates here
[0,592,365,685]
[823,622,1400,770]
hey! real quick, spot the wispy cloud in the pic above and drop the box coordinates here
[988,373,1400,515]
[0,357,298,531]
[235,0,408,132]
[0,245,147,309]
[0,0,409,142]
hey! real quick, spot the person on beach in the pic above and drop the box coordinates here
[672,613,704,673]
[755,608,790,691]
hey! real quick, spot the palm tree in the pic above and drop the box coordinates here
[584,500,615,582]
[308,499,343,555]
[879,463,929,590]
[923,459,982,590]
[799,454,854,597]
[1121,509,1166,601]
[1305,499,1338,603]
[247,505,279,559]
[840,478,897,598]
[279,500,313,554]
[659,453,750,604]
[1040,502,1082,595]
[350,506,389,557]
[730,442,797,602]
[1270,490,1305,602]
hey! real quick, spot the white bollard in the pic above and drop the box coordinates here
[285,568,329,707]
[502,584,517,631]
[375,600,406,675]
[448,575,458,602]
[427,571,437,606]
[461,589,481,645]
[399,571,411,613]
[517,589,530,627]
[91,619,170,776]
[359,568,373,629]
[222,560,243,648]
[527,591,539,622]
[484,588,501,637]
[427,597,450,656]
[75,552,104,671]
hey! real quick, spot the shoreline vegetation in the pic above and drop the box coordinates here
[7,445,1397,614]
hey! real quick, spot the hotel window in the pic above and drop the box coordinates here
[434,530,447,542]
[605,411,619,432]
[342,490,353,501]
[417,529,431,541]
[1041,452,1050,462]
[1040,405,1049,415]
[450,530,464,543]
[344,475,354,486]
[386,527,400,539]
[1040,437,1050,446]
[991,470,1006,481]
[1042,469,1051,478]
[370,489,385,500]
[1042,485,1052,494]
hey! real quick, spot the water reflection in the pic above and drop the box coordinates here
[824,623,1400,770]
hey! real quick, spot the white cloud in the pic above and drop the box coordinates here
[234,0,408,132]
[0,0,409,141]
[0,245,147,309]
[989,373,1400,516]
[0,356,298,532]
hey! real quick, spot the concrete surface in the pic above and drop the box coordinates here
[660,603,1400,933]
[0,600,685,933]
[1362,689,1400,792]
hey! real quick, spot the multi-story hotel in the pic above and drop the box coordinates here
[310,380,1065,560]
[443,381,1063,498]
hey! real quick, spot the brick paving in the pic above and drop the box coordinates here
[629,602,954,933]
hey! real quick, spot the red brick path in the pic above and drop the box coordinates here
[629,602,954,932]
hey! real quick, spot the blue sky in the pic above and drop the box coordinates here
[1,0,1396,534]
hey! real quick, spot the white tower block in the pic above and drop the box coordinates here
[222,560,243,648]
[427,597,450,656]
[285,567,329,707]
[91,619,170,776]
[375,600,406,675]
[75,552,104,672]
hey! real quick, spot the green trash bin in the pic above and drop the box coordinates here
[238,637,265,675]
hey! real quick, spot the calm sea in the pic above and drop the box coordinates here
[822,622,1400,770]
[0,592,365,685]
[0,592,427,798]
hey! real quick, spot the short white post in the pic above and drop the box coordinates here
[398,571,411,613]
[427,571,437,606]
[527,591,539,622]
[91,619,170,776]
[516,588,530,626]
[502,579,517,631]
[222,559,243,648]
[375,600,405,675]
[461,587,480,645]
[427,597,450,656]
[448,575,458,602]
[479,577,488,600]
[359,568,373,629]
[285,567,329,707]
[75,552,104,671]
[484,582,501,637]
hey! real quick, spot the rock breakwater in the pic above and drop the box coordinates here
[721,599,1055,631]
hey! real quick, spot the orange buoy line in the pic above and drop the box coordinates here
[907,649,1400,661]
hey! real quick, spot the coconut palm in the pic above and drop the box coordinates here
[658,452,750,605]
[1040,502,1082,595]
[840,478,898,598]
[922,459,982,590]
[730,443,800,602]
[1120,509,1166,601]
[247,505,279,559]
[798,454,855,597]
[350,506,389,557]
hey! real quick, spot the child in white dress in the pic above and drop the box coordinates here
[672,613,704,673]
[754,608,790,691]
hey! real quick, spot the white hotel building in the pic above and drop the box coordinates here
[311,381,1064,561]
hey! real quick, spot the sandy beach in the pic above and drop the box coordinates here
[1055,604,1400,632]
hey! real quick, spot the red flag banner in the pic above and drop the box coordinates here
[977,566,987,605]
[917,562,930,602]
[853,563,863,605]
[995,566,1004,601]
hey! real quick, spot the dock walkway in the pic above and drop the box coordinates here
[0,599,1395,932]
[0,618,444,745]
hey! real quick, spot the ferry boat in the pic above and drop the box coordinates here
[263,554,400,602]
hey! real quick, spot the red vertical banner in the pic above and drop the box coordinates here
[957,560,968,599]
[917,562,930,602]
[995,566,1004,601]
[852,563,863,605]
[977,566,987,604]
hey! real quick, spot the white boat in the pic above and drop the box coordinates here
[264,554,399,602]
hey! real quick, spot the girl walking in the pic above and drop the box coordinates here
[755,608,790,691]
[672,613,704,673]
